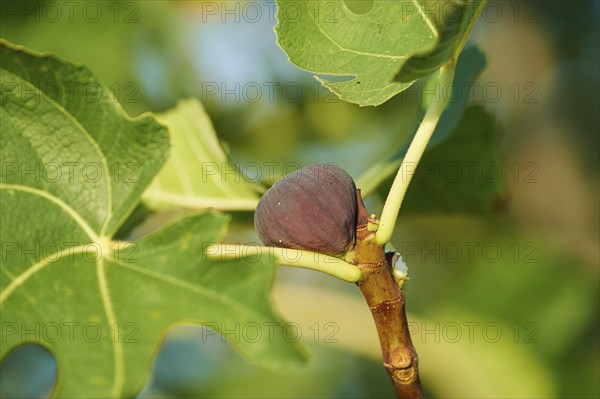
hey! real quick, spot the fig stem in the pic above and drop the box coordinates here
[375,61,457,246]
[206,244,362,282]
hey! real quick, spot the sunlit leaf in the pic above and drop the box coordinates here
[0,41,304,399]
[275,0,484,106]
[143,99,262,211]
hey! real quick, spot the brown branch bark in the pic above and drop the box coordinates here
[349,191,423,398]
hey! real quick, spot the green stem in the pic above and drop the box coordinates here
[375,61,457,246]
[206,244,362,282]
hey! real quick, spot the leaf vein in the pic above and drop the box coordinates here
[0,245,91,304]
[0,184,99,242]
[311,18,407,61]
[412,0,440,39]
[97,258,124,397]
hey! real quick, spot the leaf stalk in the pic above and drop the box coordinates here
[206,244,362,283]
[375,61,457,245]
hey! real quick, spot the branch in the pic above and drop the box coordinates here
[348,198,423,398]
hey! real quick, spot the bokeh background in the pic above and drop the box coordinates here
[1,1,598,398]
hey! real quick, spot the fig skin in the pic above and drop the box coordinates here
[254,163,358,257]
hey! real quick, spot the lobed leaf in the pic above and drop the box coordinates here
[0,41,305,398]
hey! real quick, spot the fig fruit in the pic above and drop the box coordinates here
[254,163,358,256]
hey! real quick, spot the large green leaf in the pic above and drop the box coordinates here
[275,0,484,106]
[0,41,304,398]
[143,99,262,211]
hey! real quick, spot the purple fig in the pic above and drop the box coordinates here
[254,163,358,256]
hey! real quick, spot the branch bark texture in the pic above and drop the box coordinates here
[349,192,423,398]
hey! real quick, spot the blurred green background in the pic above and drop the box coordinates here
[1,0,598,398]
